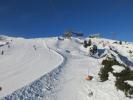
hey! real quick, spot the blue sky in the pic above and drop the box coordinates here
[0,0,133,41]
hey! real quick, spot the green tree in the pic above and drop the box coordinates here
[119,41,122,45]
[83,40,88,48]
[64,31,72,39]
[88,39,92,46]
[76,32,84,37]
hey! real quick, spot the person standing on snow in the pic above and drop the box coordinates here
[33,45,37,50]
[1,50,4,55]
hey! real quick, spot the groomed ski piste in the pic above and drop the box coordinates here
[0,35,133,100]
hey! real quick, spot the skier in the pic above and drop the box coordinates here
[7,44,10,48]
[33,45,37,50]
[0,86,2,91]
[1,50,4,55]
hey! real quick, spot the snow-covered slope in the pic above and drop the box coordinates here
[0,37,63,98]
[0,36,133,100]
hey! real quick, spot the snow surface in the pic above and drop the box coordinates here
[125,81,133,86]
[0,36,133,100]
[0,37,63,98]
[112,65,125,73]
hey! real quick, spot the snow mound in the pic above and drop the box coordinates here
[112,65,125,73]
[125,81,133,86]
